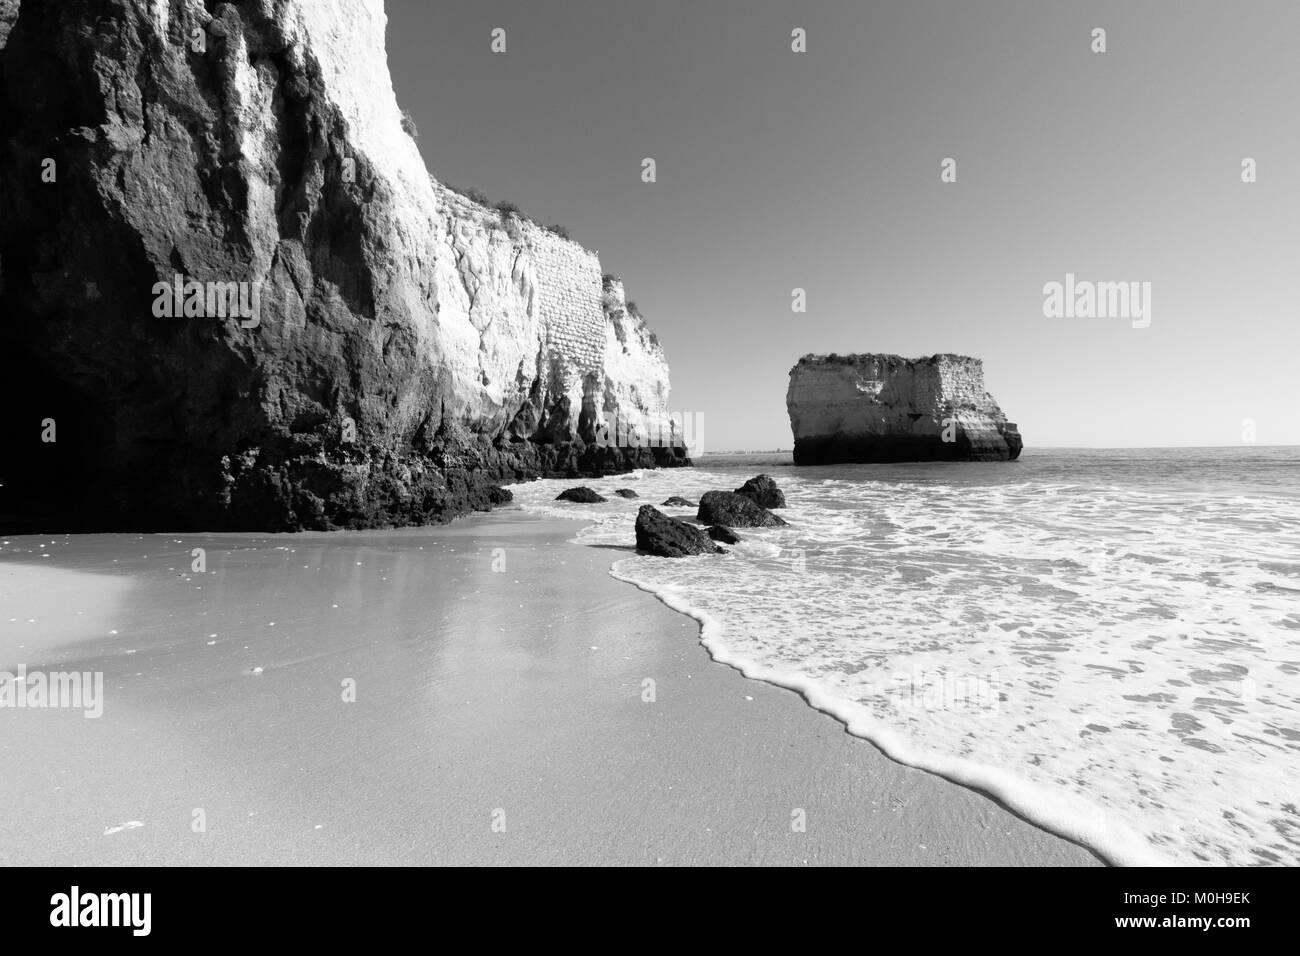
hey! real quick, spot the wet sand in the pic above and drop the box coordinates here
[0,513,1099,865]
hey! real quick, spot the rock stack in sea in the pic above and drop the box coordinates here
[786,354,1022,464]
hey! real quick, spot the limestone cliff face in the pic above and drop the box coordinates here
[0,0,686,531]
[599,276,677,447]
[786,354,1022,463]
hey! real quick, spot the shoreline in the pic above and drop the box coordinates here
[597,521,1110,867]
[609,565,1124,866]
[0,510,1099,865]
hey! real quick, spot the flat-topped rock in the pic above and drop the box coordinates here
[786,353,1022,464]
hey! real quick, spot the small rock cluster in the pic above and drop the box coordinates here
[554,474,788,558]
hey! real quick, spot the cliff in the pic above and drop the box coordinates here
[786,354,1022,463]
[0,0,686,532]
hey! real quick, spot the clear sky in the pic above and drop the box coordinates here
[386,0,1300,450]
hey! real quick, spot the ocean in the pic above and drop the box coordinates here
[507,446,1300,866]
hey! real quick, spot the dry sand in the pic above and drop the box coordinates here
[0,513,1099,865]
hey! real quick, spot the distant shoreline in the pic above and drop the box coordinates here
[702,444,1300,454]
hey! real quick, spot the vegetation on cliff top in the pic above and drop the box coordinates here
[440,181,572,241]
[795,352,978,366]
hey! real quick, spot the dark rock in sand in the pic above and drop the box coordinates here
[612,489,639,499]
[661,496,696,507]
[734,474,786,509]
[697,491,788,528]
[635,506,724,557]
[556,487,607,503]
[707,525,741,544]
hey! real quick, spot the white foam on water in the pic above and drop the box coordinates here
[103,821,144,836]
[507,462,1300,866]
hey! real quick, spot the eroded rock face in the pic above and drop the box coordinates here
[786,354,1022,464]
[634,505,722,558]
[599,275,680,449]
[697,491,787,528]
[0,0,688,531]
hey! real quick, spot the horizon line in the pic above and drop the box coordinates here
[697,443,1300,453]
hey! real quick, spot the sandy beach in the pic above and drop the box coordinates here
[0,511,1098,866]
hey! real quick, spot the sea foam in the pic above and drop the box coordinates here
[508,453,1300,866]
